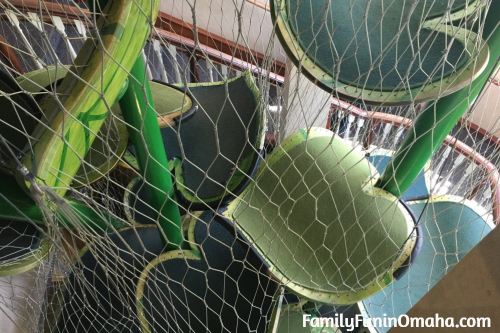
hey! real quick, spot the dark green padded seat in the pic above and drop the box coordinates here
[54,226,166,333]
[0,70,40,174]
[272,0,488,105]
[158,71,264,209]
[136,211,277,333]
[56,211,277,332]
[125,71,264,215]
[360,197,492,332]
[0,218,49,276]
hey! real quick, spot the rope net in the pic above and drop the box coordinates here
[0,0,498,332]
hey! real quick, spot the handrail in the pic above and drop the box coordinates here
[0,34,24,74]
[332,99,500,225]
[156,11,285,77]
[3,0,286,79]
[154,29,285,84]
[1,0,90,24]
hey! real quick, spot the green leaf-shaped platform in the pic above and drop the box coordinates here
[222,127,417,304]
[359,196,492,332]
[272,0,489,105]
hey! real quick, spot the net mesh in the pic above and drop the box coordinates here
[0,0,498,332]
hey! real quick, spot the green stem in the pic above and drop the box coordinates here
[377,4,500,197]
[119,56,184,249]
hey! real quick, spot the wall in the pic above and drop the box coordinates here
[159,0,286,65]
[468,76,500,139]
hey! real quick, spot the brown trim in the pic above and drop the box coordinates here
[245,0,271,11]
[0,34,24,75]
[155,28,284,83]
[4,0,90,21]
[333,99,500,225]
[330,98,413,128]
[0,12,87,26]
[458,118,500,144]
[446,136,500,224]
[155,12,286,78]
[2,1,285,81]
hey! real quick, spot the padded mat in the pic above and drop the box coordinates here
[124,178,156,224]
[0,219,43,262]
[15,66,69,96]
[150,81,194,126]
[361,199,491,333]
[139,211,277,333]
[368,155,429,200]
[160,72,262,205]
[232,131,412,296]
[0,70,41,173]
[280,0,469,90]
[55,226,165,333]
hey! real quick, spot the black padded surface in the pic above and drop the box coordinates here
[0,70,41,170]
[161,74,261,202]
[0,219,41,261]
[55,227,165,333]
[126,179,155,224]
[126,178,188,224]
[284,0,469,90]
[142,211,277,333]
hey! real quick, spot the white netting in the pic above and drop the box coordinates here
[0,0,498,332]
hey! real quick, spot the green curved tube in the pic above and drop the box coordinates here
[377,3,500,197]
[0,173,124,231]
[119,56,184,249]
[17,0,158,197]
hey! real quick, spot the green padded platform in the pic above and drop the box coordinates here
[150,80,196,127]
[136,211,277,332]
[272,0,488,105]
[15,66,69,97]
[0,218,50,276]
[360,197,492,333]
[128,70,264,209]
[223,128,416,304]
